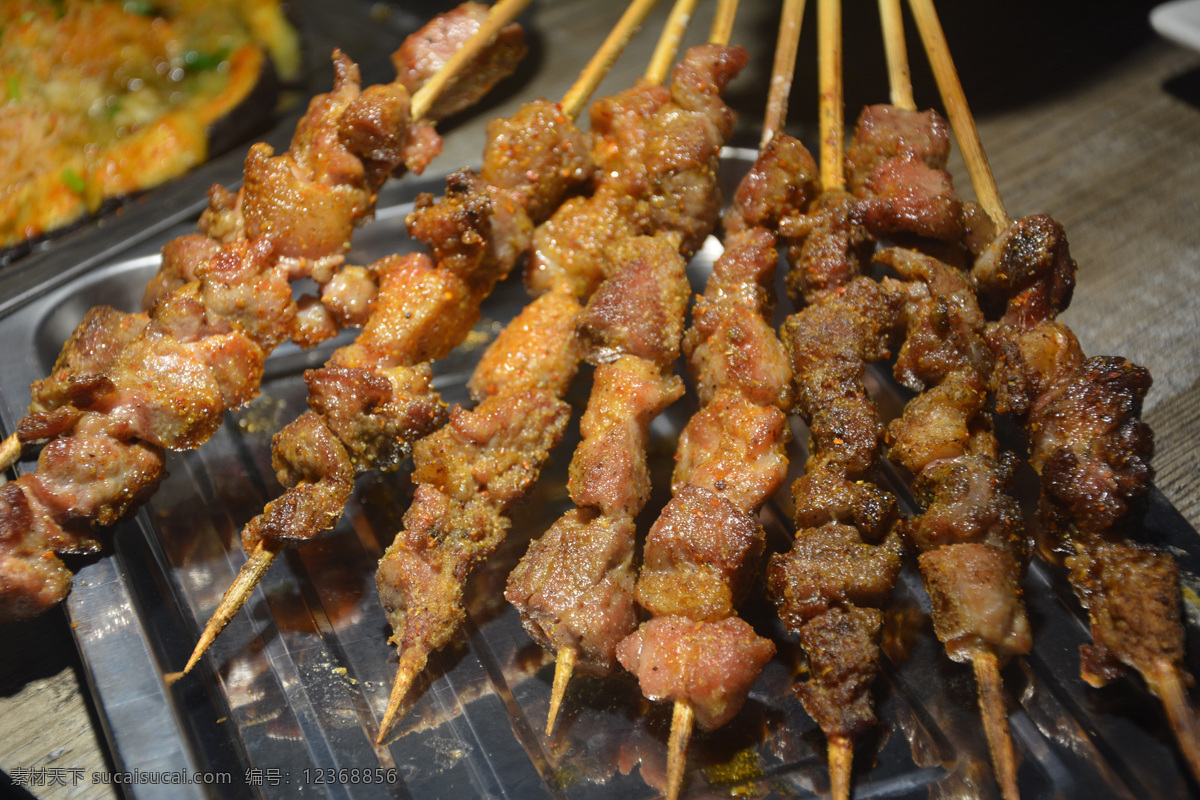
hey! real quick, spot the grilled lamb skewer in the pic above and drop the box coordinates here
[606,5,809,800]
[502,16,749,767]
[762,3,906,798]
[857,7,1027,797]
[878,246,1030,800]
[182,0,666,676]
[772,277,905,800]
[383,39,750,742]
[971,214,1199,777]
[373,0,750,743]
[905,0,1200,782]
[0,1,530,624]
[615,169,794,800]
[507,233,691,713]
[522,0,736,303]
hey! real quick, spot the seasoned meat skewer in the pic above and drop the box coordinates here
[521,0,739,303]
[386,38,750,745]
[0,1,529,624]
[973,216,1199,774]
[506,0,747,725]
[772,278,905,800]
[508,233,691,713]
[182,0,664,677]
[878,246,1029,800]
[502,17,749,771]
[764,3,904,798]
[373,0,740,743]
[605,5,807,800]
[864,8,1026,797]
[906,0,1200,782]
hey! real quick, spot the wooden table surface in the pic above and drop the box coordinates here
[2,1,1198,797]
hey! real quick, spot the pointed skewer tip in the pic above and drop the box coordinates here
[183,543,279,676]
[545,646,577,735]
[376,648,431,745]
[1148,658,1200,786]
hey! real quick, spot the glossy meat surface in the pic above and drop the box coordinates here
[634,484,765,622]
[567,355,684,517]
[616,615,775,731]
[505,508,638,675]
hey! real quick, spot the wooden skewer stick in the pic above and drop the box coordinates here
[880,7,1022,798]
[708,0,740,48]
[828,734,853,800]
[817,2,854,797]
[644,0,701,86]
[180,540,281,676]
[410,0,534,121]
[905,0,1009,228]
[179,0,544,680]
[379,1,697,743]
[878,0,914,110]
[544,646,577,735]
[543,0,713,739]
[816,0,844,193]
[376,646,433,744]
[659,1,821,796]
[666,699,695,800]
[1147,657,1200,784]
[973,651,1020,800]
[762,0,806,148]
[561,0,661,120]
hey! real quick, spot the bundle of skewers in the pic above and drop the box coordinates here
[1,0,1198,798]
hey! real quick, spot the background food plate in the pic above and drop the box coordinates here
[1,147,1198,799]
[1152,0,1200,51]
[0,0,446,280]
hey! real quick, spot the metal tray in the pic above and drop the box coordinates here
[2,125,1200,800]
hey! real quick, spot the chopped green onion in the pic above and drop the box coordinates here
[5,76,18,101]
[61,167,86,195]
[183,47,230,73]
[123,0,155,15]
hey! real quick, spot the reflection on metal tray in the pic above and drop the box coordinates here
[1,147,1199,800]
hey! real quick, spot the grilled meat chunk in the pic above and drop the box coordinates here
[794,606,886,738]
[506,509,638,675]
[567,355,684,517]
[575,234,690,366]
[634,485,765,622]
[616,615,775,731]
[919,543,1032,662]
[673,392,789,513]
